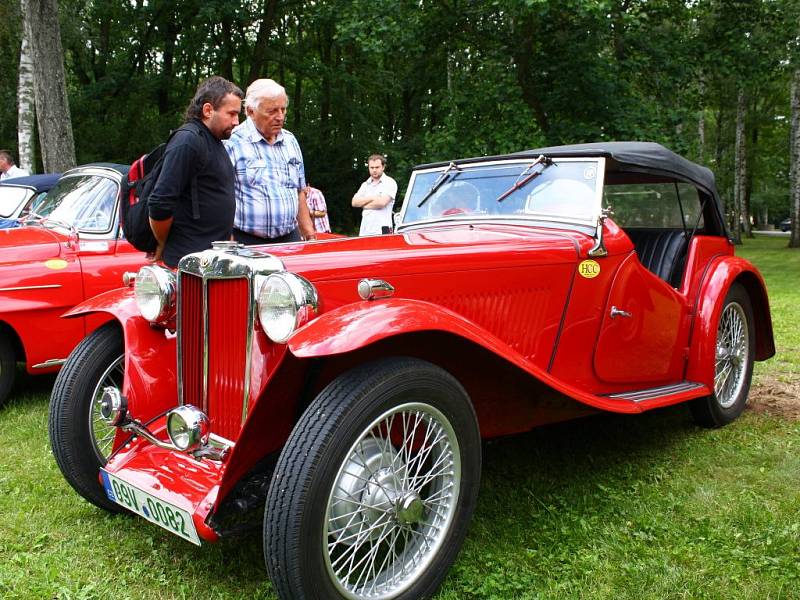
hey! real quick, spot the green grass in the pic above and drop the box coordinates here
[1,236,798,599]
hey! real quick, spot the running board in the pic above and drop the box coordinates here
[605,381,707,403]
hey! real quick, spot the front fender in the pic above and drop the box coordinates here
[289,298,645,414]
[686,256,775,387]
[62,286,141,321]
[64,286,178,422]
[289,298,525,362]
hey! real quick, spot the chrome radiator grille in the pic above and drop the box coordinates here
[177,246,284,443]
[178,273,251,441]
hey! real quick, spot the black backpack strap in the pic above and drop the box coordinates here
[178,121,209,221]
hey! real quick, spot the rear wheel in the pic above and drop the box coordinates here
[49,322,125,511]
[265,357,481,600]
[691,283,755,427]
[0,335,15,408]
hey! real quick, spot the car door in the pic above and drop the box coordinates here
[592,180,703,386]
[593,252,689,384]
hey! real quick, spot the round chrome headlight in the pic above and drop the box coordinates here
[166,405,210,452]
[134,265,176,323]
[257,273,318,343]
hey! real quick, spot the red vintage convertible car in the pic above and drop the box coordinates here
[0,164,146,406]
[50,142,773,600]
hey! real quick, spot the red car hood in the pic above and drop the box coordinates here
[0,225,64,264]
[264,224,585,281]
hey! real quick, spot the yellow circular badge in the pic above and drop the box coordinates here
[578,259,601,279]
[45,259,68,270]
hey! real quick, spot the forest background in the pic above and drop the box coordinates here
[1,0,799,237]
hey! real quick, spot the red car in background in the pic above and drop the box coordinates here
[0,164,146,406]
[50,143,773,600]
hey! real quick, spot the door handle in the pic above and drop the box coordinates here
[610,306,632,319]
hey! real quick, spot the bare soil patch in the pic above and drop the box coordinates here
[748,375,800,420]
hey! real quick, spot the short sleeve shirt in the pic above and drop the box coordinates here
[355,174,398,236]
[224,118,306,239]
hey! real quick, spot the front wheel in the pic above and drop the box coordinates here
[265,357,481,600]
[49,321,125,512]
[690,283,755,427]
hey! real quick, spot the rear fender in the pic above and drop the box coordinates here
[64,286,178,422]
[685,256,775,386]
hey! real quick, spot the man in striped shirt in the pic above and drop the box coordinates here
[225,79,315,244]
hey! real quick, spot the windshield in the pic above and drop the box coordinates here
[400,158,603,227]
[27,174,118,233]
[0,186,33,218]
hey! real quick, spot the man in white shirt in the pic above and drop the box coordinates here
[0,150,30,180]
[352,154,397,236]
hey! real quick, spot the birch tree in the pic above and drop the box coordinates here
[23,0,75,172]
[17,6,35,173]
[732,89,746,244]
[790,67,800,248]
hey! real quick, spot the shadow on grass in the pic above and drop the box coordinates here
[0,365,57,413]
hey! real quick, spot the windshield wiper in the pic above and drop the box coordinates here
[496,155,553,202]
[417,162,462,208]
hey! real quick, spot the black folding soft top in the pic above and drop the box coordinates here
[417,141,728,235]
[420,142,717,201]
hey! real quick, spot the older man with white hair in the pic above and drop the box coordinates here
[224,78,315,244]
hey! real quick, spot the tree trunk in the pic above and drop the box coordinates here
[790,67,800,248]
[732,88,746,244]
[697,75,705,163]
[248,0,280,83]
[17,12,36,173]
[24,0,76,172]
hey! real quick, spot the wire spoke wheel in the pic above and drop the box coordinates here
[88,355,124,461]
[324,403,460,599]
[49,322,126,512]
[265,357,481,600]
[690,283,755,428]
[714,301,749,409]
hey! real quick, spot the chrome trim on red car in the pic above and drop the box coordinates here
[0,284,62,292]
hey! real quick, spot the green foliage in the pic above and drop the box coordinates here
[0,1,797,229]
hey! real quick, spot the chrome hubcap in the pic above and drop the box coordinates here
[324,402,460,600]
[88,355,124,462]
[715,302,749,409]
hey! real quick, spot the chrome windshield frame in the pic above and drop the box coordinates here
[396,157,606,233]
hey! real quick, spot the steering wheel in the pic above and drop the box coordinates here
[428,182,481,218]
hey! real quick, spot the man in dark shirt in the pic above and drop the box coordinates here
[148,76,244,267]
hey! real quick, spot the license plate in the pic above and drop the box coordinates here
[100,469,201,545]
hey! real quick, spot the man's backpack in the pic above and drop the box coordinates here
[120,122,207,253]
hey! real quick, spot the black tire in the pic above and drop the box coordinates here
[0,335,16,408]
[264,357,481,600]
[49,321,125,512]
[690,283,755,428]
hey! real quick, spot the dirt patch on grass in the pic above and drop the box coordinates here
[748,375,800,420]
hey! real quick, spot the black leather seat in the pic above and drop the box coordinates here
[626,229,688,288]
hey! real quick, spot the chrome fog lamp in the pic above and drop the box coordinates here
[166,405,210,452]
[134,265,177,323]
[98,386,127,426]
[257,273,318,343]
